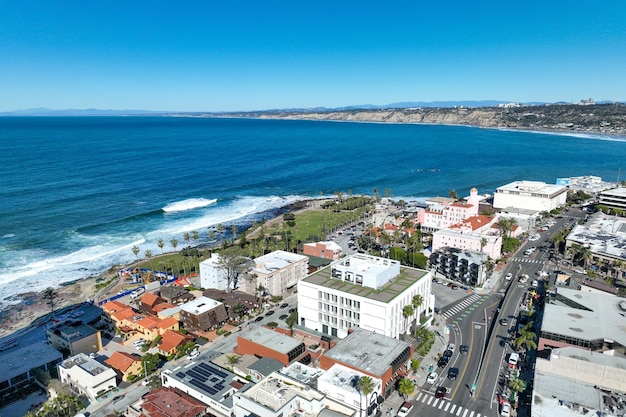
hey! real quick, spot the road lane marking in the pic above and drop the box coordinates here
[444,402,450,411]
[439,400,445,409]
[427,396,434,405]
[450,404,456,413]
[415,393,423,401]
[462,409,468,417]
[456,407,462,416]
[469,411,475,417]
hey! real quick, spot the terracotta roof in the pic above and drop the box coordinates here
[140,292,163,307]
[141,387,206,417]
[136,316,160,330]
[104,351,141,372]
[102,300,129,314]
[158,330,191,353]
[450,202,473,208]
[110,307,136,321]
[156,317,179,329]
[450,215,494,231]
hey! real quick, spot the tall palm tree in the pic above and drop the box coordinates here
[43,287,58,317]
[231,225,238,242]
[509,378,527,394]
[402,305,414,335]
[217,223,224,237]
[170,238,179,252]
[183,232,191,247]
[412,294,423,327]
[514,322,537,352]
[144,249,153,260]
[357,376,375,417]
[157,239,165,254]
[191,230,199,246]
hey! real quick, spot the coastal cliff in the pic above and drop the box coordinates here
[214,103,626,136]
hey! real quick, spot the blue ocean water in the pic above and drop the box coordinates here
[0,116,624,307]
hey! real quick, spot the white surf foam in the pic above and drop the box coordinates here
[162,198,217,213]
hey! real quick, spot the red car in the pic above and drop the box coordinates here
[435,387,447,399]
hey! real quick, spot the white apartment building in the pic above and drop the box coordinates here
[493,180,568,212]
[57,353,117,402]
[297,254,433,339]
[317,363,382,416]
[200,253,229,290]
[598,187,626,211]
[252,250,308,296]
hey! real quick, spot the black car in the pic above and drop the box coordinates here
[112,395,125,403]
[435,387,447,399]
[280,303,289,309]
[288,308,296,313]
[437,356,449,368]
[447,367,458,380]
[460,345,469,355]
[442,349,453,358]
[279,314,288,320]
[255,316,263,322]
[266,310,275,316]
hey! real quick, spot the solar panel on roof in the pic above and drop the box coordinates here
[176,372,185,378]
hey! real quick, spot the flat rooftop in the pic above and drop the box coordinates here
[323,328,411,377]
[180,296,223,314]
[167,360,238,404]
[566,212,626,260]
[239,326,304,355]
[496,180,567,195]
[0,341,63,382]
[542,288,626,348]
[240,372,324,412]
[302,264,428,304]
[317,363,381,397]
[253,250,307,274]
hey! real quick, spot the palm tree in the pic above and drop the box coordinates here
[480,237,488,254]
[132,245,140,260]
[144,249,153,259]
[217,223,224,237]
[231,225,238,242]
[227,354,240,366]
[398,377,414,400]
[209,230,216,241]
[170,238,179,252]
[402,305,414,335]
[357,376,375,417]
[411,294,423,329]
[191,230,199,246]
[514,322,537,352]
[43,287,58,317]
[509,378,527,394]
[157,239,165,254]
[183,232,191,247]
[613,259,624,281]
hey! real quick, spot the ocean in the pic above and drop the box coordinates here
[0,116,624,308]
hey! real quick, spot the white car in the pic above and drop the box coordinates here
[446,343,455,352]
[500,402,511,417]
[505,273,513,281]
[426,372,438,384]
[397,402,413,417]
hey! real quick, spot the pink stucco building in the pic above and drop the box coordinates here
[417,188,481,232]
[432,214,502,259]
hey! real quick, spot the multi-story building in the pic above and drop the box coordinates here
[432,215,502,260]
[556,175,616,193]
[252,251,309,296]
[598,187,626,211]
[158,286,195,305]
[320,328,412,398]
[179,296,228,332]
[493,180,568,212]
[429,248,489,286]
[45,321,103,356]
[58,353,117,402]
[298,254,432,339]
[565,212,626,280]
[105,351,143,382]
[416,188,481,233]
[200,253,230,291]
[303,241,342,261]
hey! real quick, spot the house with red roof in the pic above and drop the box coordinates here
[105,351,143,382]
[416,187,482,233]
[139,292,166,315]
[135,387,206,417]
[157,329,193,357]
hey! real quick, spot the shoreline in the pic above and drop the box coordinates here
[0,198,328,339]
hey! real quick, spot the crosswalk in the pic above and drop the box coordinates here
[440,293,489,320]
[414,391,482,417]
[509,257,544,264]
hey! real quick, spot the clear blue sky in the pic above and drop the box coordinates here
[1,1,625,112]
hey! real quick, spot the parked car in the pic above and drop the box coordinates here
[446,343,456,352]
[447,367,458,380]
[397,402,413,417]
[435,387,447,399]
[265,310,275,316]
[442,349,453,359]
[500,402,511,417]
[500,318,509,326]
[426,372,438,384]
[112,395,125,403]
[437,356,449,368]
[505,273,513,281]
[280,303,289,309]
[255,316,263,322]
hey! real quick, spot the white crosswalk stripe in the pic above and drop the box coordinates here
[469,411,475,417]
[427,396,434,405]
[456,407,462,416]
[441,294,483,319]
[450,404,456,413]
[439,400,446,409]
[444,402,450,411]
[421,393,428,403]
[416,393,482,417]
[462,409,468,417]
[415,393,423,402]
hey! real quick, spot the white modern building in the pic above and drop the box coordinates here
[57,353,117,402]
[598,187,626,211]
[233,371,356,417]
[556,175,616,193]
[493,180,568,212]
[297,253,433,339]
[252,250,309,296]
[200,253,230,290]
[317,363,382,416]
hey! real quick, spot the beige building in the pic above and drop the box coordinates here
[58,353,117,402]
[45,321,103,356]
[252,250,308,296]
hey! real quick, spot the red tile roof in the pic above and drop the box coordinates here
[141,387,206,417]
[105,351,141,372]
[158,330,191,354]
[140,292,163,307]
[450,215,494,231]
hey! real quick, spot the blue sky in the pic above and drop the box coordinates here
[1,1,625,112]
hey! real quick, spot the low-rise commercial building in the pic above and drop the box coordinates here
[179,296,228,332]
[234,327,307,366]
[598,187,626,211]
[0,342,63,396]
[303,241,343,261]
[317,363,383,416]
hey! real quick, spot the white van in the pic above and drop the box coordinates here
[508,352,519,367]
